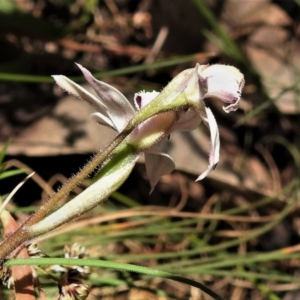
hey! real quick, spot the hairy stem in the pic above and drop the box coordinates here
[0,125,131,261]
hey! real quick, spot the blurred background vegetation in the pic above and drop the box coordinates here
[0,0,300,299]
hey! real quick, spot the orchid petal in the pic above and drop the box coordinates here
[76,63,135,132]
[222,99,240,113]
[173,109,202,131]
[90,112,116,130]
[145,153,175,193]
[196,106,220,181]
[134,91,160,110]
[199,64,245,113]
[52,75,109,114]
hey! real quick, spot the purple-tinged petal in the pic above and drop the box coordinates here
[134,91,160,110]
[173,109,202,132]
[198,64,245,113]
[145,153,175,193]
[196,106,220,181]
[52,75,117,129]
[52,75,108,113]
[76,63,135,132]
[222,98,240,113]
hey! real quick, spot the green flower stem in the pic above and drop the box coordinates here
[28,142,139,236]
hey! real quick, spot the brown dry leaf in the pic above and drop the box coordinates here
[223,0,291,26]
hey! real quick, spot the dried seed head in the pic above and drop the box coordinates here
[58,269,90,300]
[0,266,14,289]
[27,242,46,258]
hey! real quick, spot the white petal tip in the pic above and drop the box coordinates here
[51,75,71,88]
[75,62,85,70]
[196,172,209,182]
[196,162,218,181]
[52,75,63,80]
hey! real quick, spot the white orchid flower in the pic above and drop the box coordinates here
[52,63,244,191]
[0,63,245,262]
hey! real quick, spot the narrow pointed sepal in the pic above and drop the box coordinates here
[76,63,135,132]
[52,75,108,113]
[90,112,116,130]
[196,106,220,181]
